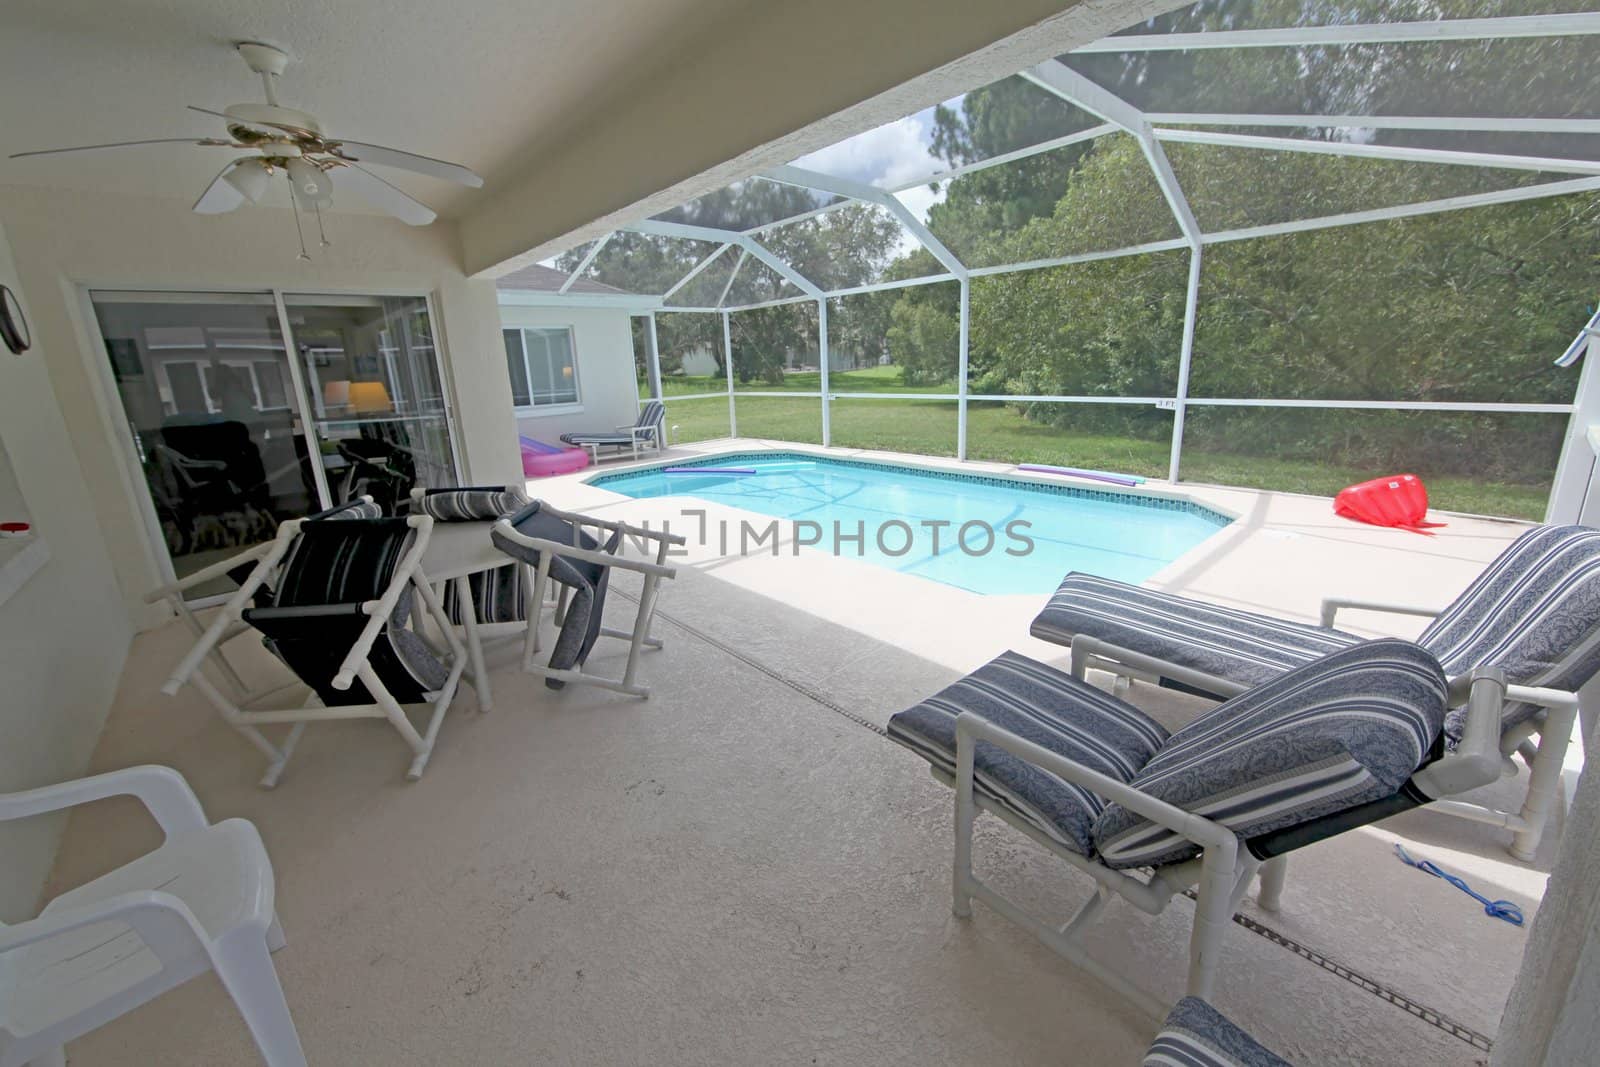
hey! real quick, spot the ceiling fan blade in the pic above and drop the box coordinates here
[10,137,213,160]
[329,140,483,187]
[193,162,248,215]
[336,164,437,225]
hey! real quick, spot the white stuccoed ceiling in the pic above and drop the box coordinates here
[0,0,727,218]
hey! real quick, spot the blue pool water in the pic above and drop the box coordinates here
[591,453,1231,596]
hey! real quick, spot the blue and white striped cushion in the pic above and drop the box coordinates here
[1093,640,1446,870]
[887,651,1169,856]
[637,400,664,429]
[1145,998,1292,1067]
[1031,573,1361,691]
[1419,524,1600,740]
[414,486,529,522]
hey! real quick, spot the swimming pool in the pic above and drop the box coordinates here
[591,452,1232,596]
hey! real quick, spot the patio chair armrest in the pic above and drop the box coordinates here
[1502,683,1582,712]
[162,521,307,694]
[144,542,275,604]
[1067,634,1249,699]
[0,765,209,837]
[1319,597,1442,628]
[492,520,679,578]
[953,712,1238,855]
[0,888,209,961]
[1414,668,1509,797]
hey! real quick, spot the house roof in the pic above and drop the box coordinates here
[495,263,631,295]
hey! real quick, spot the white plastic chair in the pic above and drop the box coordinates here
[0,766,305,1066]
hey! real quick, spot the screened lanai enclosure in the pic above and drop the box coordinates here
[532,1,1600,520]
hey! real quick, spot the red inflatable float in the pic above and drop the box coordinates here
[1334,474,1446,532]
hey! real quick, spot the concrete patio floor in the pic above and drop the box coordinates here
[44,442,1565,1064]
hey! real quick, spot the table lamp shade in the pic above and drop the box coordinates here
[323,379,351,407]
[348,380,393,413]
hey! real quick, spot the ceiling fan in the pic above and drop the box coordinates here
[8,42,483,258]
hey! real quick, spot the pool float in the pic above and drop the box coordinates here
[1334,473,1446,532]
[520,435,590,478]
[664,467,756,475]
[1017,463,1142,488]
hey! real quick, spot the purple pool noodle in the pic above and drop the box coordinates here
[519,435,566,455]
[664,467,756,475]
[1017,463,1140,488]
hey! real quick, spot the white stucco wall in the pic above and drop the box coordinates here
[0,219,130,921]
[499,303,642,447]
[0,184,522,629]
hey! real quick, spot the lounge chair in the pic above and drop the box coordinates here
[887,639,1517,1013]
[1145,998,1291,1067]
[559,400,666,461]
[144,497,384,706]
[1029,523,1600,861]
[490,499,683,697]
[161,512,467,786]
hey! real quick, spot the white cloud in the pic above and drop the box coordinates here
[792,106,945,190]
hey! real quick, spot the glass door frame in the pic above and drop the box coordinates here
[79,284,465,601]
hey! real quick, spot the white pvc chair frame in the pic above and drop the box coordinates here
[142,497,380,710]
[0,766,304,1066]
[160,514,468,787]
[940,668,1511,1017]
[1064,593,1585,864]
[491,503,685,698]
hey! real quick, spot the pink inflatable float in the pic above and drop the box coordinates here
[520,435,590,477]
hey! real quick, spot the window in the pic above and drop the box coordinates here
[503,326,580,410]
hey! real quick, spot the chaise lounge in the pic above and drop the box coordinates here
[559,400,667,462]
[1029,523,1600,860]
[887,638,1522,1014]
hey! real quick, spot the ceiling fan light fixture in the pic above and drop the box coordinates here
[221,158,271,202]
[285,157,332,208]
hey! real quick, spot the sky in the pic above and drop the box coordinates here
[789,96,965,257]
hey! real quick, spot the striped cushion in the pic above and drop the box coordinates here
[1093,640,1446,870]
[314,498,384,520]
[413,486,529,522]
[443,562,528,625]
[636,400,664,429]
[1031,573,1361,693]
[887,651,1169,856]
[560,431,634,446]
[1419,524,1600,740]
[1145,998,1292,1067]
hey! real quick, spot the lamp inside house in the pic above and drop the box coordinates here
[347,380,392,413]
[322,379,351,409]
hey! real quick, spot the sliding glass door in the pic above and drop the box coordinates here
[90,289,458,596]
[92,292,319,588]
[285,294,457,514]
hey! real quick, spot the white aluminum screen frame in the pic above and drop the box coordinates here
[534,11,1596,501]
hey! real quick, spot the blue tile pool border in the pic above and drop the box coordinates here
[588,450,1236,529]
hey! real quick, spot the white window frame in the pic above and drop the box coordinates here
[505,325,584,416]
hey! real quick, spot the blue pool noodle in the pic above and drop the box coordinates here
[1017,463,1144,487]
[664,467,756,475]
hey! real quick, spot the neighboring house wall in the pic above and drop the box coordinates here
[679,343,717,378]
[499,303,641,446]
[0,220,130,922]
[0,184,521,630]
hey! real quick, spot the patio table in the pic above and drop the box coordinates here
[419,519,509,712]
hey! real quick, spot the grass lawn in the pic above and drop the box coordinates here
[653,370,1549,520]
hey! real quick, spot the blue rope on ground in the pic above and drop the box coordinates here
[1394,843,1524,926]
